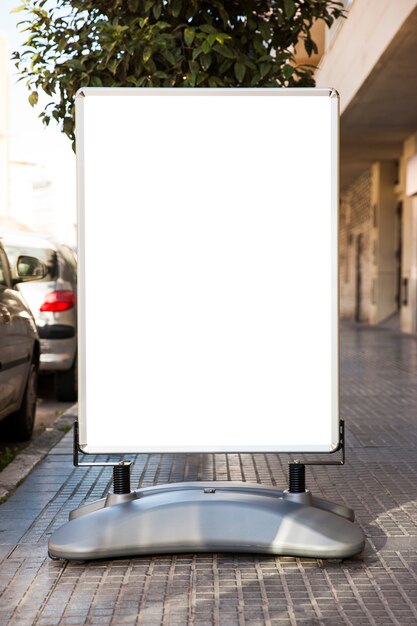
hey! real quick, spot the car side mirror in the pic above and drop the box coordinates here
[14,255,47,283]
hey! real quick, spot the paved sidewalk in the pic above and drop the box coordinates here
[0,408,77,503]
[1,322,417,625]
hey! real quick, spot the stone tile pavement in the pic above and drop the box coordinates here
[1,322,417,625]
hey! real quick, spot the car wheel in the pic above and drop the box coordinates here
[7,361,38,441]
[55,356,77,402]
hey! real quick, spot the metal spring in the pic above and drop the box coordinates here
[289,463,306,493]
[113,463,131,494]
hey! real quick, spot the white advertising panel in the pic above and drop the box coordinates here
[77,88,339,454]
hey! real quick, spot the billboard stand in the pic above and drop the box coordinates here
[47,88,365,562]
[48,422,364,561]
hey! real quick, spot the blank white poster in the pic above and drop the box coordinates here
[77,88,339,453]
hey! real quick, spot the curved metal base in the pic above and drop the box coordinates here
[48,482,365,561]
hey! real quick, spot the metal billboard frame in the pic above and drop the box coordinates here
[76,87,340,455]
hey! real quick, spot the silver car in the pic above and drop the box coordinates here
[2,233,77,402]
[0,242,46,440]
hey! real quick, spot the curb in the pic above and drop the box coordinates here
[0,404,78,501]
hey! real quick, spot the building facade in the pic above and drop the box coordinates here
[315,0,417,333]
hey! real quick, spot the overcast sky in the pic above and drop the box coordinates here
[0,0,76,236]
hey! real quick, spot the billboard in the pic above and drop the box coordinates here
[77,88,339,454]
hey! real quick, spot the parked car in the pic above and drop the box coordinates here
[1,234,78,402]
[0,241,46,440]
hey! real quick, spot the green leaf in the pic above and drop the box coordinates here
[304,39,313,57]
[215,33,231,44]
[283,0,296,19]
[207,33,216,47]
[171,0,182,18]
[28,91,38,106]
[107,59,118,74]
[41,79,55,96]
[162,49,176,64]
[213,44,236,59]
[184,27,195,47]
[90,76,103,87]
[200,52,211,71]
[10,4,26,13]
[187,72,197,87]
[137,16,147,27]
[153,3,162,19]
[234,62,245,83]
[143,47,152,63]
[63,117,72,135]
[219,58,232,73]
[57,38,67,53]
[199,24,217,34]
[201,38,212,54]
[282,64,295,80]
[189,60,199,74]
[260,63,270,79]
[153,71,168,79]
[66,59,85,71]
[128,0,139,11]
[216,4,229,28]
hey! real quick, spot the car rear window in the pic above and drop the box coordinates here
[4,244,58,281]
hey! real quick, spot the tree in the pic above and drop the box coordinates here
[13,0,344,145]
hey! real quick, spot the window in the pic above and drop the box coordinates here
[3,244,58,281]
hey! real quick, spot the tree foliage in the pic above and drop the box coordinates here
[13,0,344,144]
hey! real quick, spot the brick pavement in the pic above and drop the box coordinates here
[1,322,417,625]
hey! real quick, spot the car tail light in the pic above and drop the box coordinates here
[40,290,76,312]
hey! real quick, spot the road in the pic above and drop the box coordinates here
[33,376,74,437]
[0,376,74,460]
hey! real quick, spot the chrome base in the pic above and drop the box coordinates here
[48,482,365,561]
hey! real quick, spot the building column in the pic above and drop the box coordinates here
[339,170,372,323]
[403,197,417,333]
[400,133,417,333]
[369,162,398,325]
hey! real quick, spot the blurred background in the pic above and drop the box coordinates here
[2,0,417,332]
[0,0,76,247]
[0,0,77,451]
[304,0,417,334]
[1,0,417,451]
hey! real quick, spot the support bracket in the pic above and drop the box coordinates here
[293,419,345,466]
[73,421,132,469]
